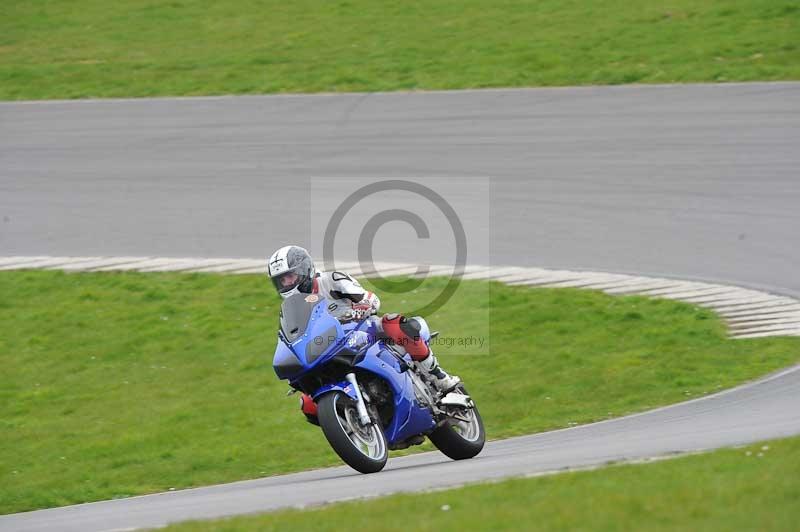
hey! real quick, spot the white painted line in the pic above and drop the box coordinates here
[505,271,586,286]
[502,267,558,278]
[87,257,171,271]
[634,282,721,296]
[86,258,156,271]
[0,256,102,270]
[226,266,270,274]
[461,264,497,275]
[667,287,752,300]
[706,297,800,312]
[370,265,427,277]
[121,259,198,272]
[57,257,153,271]
[535,273,631,289]
[484,266,553,284]
[727,309,800,323]
[356,262,427,277]
[0,256,63,270]
[505,278,573,287]
[365,263,471,279]
[578,276,670,291]
[136,258,234,272]
[195,260,267,273]
[602,280,690,294]
[687,287,776,304]
[0,256,51,267]
[716,302,800,317]
[180,263,256,273]
[732,326,800,339]
[48,257,123,271]
[186,260,256,272]
[687,297,782,310]
[411,265,458,278]
[696,298,775,310]
[495,272,558,284]
[729,316,800,329]
[728,321,800,335]
[170,259,258,273]
[132,259,212,272]
[689,297,783,311]
[634,286,734,300]
[460,266,521,280]
[3,255,799,340]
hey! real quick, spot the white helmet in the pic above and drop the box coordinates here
[267,245,316,298]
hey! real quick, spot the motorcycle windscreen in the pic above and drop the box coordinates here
[280,292,319,342]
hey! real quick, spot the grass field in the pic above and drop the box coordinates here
[1,0,798,100]
[166,436,800,531]
[1,270,799,514]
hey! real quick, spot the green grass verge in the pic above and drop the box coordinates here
[165,436,800,531]
[2,1,798,100]
[1,270,799,514]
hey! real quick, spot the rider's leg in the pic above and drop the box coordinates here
[381,314,460,391]
[380,313,428,358]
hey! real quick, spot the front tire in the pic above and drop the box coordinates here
[429,387,486,460]
[317,392,388,474]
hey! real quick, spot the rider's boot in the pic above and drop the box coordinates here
[419,352,460,393]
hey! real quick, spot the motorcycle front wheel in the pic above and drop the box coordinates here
[317,391,388,474]
[429,386,486,460]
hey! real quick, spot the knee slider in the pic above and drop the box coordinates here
[399,317,422,340]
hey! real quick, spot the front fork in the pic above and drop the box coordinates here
[345,372,372,426]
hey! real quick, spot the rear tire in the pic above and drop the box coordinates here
[429,387,485,460]
[317,392,388,474]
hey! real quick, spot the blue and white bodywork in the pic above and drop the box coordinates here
[273,293,437,446]
[272,292,483,473]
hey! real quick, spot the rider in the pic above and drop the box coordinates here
[267,245,460,417]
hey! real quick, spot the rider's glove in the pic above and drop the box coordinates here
[349,302,374,321]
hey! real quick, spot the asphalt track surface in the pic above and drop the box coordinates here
[2,82,799,297]
[1,83,799,530]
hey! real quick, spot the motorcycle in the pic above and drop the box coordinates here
[272,292,485,473]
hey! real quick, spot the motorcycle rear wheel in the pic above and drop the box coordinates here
[317,391,388,474]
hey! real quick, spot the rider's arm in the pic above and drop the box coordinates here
[328,272,380,317]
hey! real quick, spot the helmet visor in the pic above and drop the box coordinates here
[271,270,302,294]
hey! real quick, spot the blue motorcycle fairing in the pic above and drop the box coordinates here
[308,349,435,445]
[274,298,347,381]
[273,340,304,381]
[272,295,438,446]
[312,382,359,402]
[352,342,436,444]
